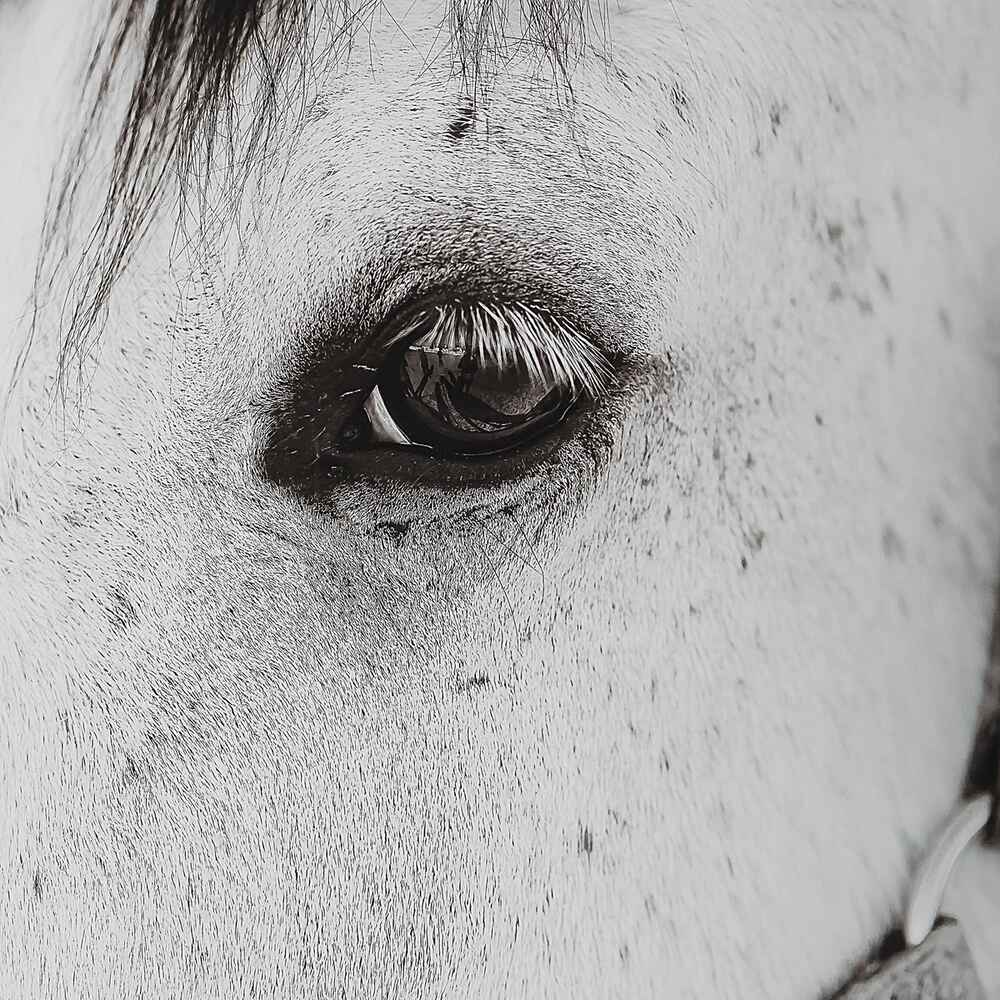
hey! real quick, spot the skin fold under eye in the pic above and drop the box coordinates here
[337,300,613,459]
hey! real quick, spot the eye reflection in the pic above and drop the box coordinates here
[338,300,611,460]
[398,337,565,432]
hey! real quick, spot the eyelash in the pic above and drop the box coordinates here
[385,298,614,398]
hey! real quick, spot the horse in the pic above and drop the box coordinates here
[1,1,998,996]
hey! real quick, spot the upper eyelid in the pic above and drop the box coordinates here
[275,213,644,375]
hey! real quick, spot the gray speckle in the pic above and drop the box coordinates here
[881,523,906,561]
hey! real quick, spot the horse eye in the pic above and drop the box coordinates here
[336,302,609,460]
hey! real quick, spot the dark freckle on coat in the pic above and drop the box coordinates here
[877,269,892,294]
[671,82,690,122]
[892,188,908,227]
[673,212,695,239]
[854,295,874,315]
[739,555,749,571]
[660,750,671,772]
[828,282,844,302]
[615,65,634,93]
[446,101,475,141]
[937,307,953,338]
[578,824,594,856]
[745,451,755,469]
[769,101,786,136]
[105,584,139,634]
[814,413,824,426]
[747,528,765,552]
[118,753,140,789]
[376,520,411,543]
[882,523,906,561]
[826,220,845,245]
[32,870,43,900]
[457,673,490,694]
[619,943,631,964]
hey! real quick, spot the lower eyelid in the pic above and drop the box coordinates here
[351,398,617,500]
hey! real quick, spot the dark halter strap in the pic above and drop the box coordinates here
[830,593,1000,999]
[830,920,987,1000]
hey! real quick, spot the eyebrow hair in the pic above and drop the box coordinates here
[33,0,607,391]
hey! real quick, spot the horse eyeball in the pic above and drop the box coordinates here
[340,299,611,460]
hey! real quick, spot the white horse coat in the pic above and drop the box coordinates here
[1,1,999,996]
